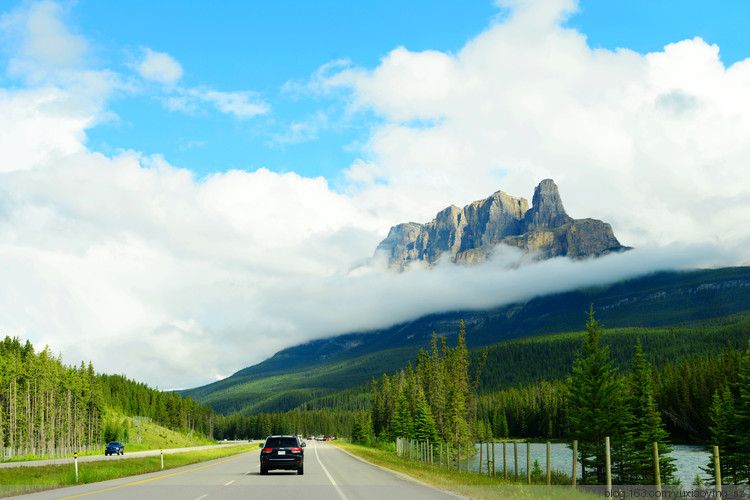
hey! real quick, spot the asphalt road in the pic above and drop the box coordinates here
[14,440,459,500]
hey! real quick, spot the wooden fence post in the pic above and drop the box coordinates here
[605,437,612,492]
[546,441,551,486]
[479,441,483,475]
[466,440,470,473]
[492,442,496,477]
[526,442,530,485]
[503,442,507,479]
[486,442,491,477]
[572,440,577,487]
[653,442,661,494]
[713,445,721,494]
[514,442,518,481]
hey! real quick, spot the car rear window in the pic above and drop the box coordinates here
[266,438,298,448]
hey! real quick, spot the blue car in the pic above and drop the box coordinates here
[105,441,124,456]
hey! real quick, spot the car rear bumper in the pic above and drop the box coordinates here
[261,457,303,470]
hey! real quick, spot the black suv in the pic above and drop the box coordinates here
[259,435,305,475]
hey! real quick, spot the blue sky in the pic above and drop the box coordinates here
[70,1,501,179]
[2,0,750,388]
[7,0,744,181]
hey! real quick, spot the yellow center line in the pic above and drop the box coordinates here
[57,449,259,500]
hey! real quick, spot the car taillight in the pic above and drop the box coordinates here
[291,447,301,452]
[262,448,273,452]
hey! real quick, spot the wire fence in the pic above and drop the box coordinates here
[394,437,750,488]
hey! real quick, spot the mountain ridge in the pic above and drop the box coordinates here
[376,179,627,268]
[180,266,750,415]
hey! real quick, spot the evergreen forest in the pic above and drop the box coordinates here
[358,309,750,485]
[0,336,215,456]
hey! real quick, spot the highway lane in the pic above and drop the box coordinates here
[15,440,459,500]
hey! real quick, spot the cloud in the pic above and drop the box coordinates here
[2,0,750,392]
[1,0,87,82]
[199,89,270,118]
[269,111,329,145]
[321,4,750,255]
[133,46,268,119]
[163,87,270,119]
[137,48,183,86]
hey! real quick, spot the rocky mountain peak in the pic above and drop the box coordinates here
[375,179,626,268]
[523,178,573,231]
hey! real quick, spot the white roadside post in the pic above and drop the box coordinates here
[161,449,164,469]
[74,451,78,481]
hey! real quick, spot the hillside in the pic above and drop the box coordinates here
[0,336,216,460]
[181,266,750,415]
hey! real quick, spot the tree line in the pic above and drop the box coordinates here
[361,308,750,485]
[213,408,358,440]
[362,320,486,451]
[0,336,215,454]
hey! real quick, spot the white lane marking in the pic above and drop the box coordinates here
[224,480,235,486]
[195,496,207,500]
[314,442,348,500]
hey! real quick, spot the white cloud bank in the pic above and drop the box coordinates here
[1,0,749,389]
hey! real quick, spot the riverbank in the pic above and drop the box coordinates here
[333,441,595,500]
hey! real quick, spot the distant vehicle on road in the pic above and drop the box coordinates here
[260,435,305,475]
[105,441,124,456]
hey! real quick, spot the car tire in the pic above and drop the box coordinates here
[298,465,304,475]
[260,466,267,475]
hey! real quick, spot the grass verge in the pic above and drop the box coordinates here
[333,441,598,500]
[0,444,258,498]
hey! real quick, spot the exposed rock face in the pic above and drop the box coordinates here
[376,179,626,268]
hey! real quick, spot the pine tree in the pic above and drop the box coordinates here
[370,377,385,437]
[412,388,439,444]
[351,411,373,444]
[444,320,471,446]
[565,306,624,484]
[702,384,739,484]
[736,345,750,482]
[391,388,412,439]
[624,340,676,484]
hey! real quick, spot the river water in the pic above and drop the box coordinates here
[467,442,711,485]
